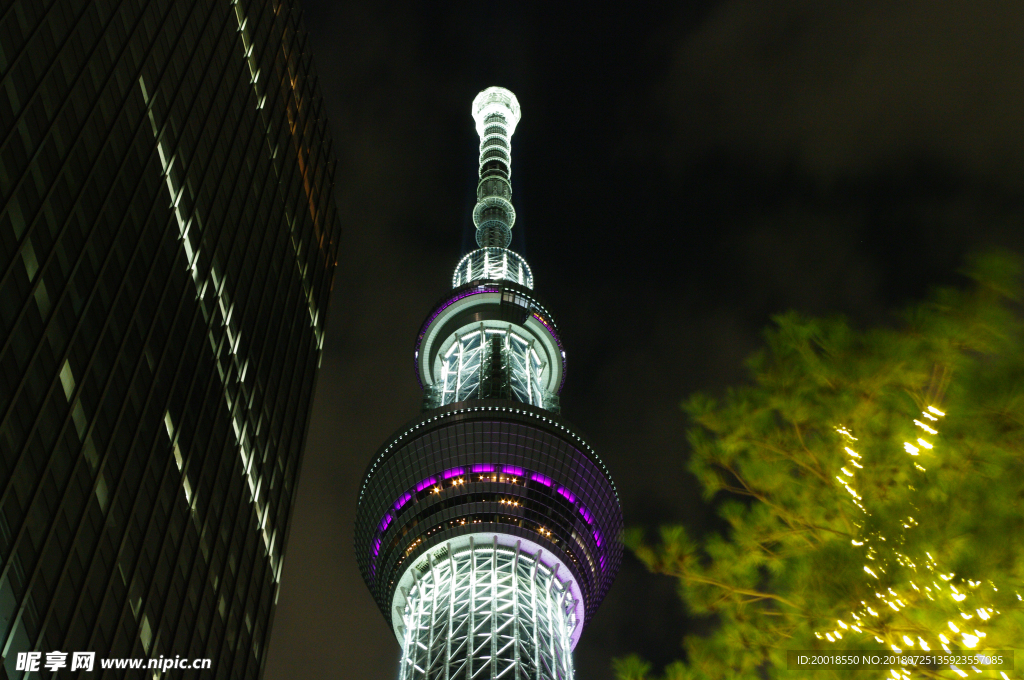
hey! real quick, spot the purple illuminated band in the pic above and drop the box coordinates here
[368,463,605,574]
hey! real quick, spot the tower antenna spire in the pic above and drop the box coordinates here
[471,87,521,248]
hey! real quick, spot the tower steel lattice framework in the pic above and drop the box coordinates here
[355,88,622,680]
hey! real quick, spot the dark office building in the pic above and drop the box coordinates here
[0,0,340,676]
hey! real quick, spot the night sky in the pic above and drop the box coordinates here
[262,2,1024,678]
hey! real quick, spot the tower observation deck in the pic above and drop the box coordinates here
[355,88,623,680]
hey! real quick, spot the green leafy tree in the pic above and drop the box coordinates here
[622,253,1024,680]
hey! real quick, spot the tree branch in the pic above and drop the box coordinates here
[659,568,804,611]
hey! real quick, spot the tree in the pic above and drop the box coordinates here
[621,252,1024,680]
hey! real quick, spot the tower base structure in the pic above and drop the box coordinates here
[398,536,575,680]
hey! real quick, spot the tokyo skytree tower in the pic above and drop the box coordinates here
[355,87,623,680]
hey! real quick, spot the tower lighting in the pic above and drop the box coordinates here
[355,88,623,680]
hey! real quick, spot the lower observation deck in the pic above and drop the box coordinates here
[355,401,622,645]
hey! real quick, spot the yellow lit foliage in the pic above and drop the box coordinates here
[622,252,1024,680]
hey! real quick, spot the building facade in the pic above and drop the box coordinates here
[0,0,340,676]
[355,88,622,680]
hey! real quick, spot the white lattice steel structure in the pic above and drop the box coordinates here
[398,540,575,680]
[439,328,547,408]
[453,248,534,289]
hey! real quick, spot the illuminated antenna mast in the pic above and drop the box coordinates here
[451,87,533,289]
[471,87,521,248]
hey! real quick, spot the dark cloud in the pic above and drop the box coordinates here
[663,0,1024,185]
